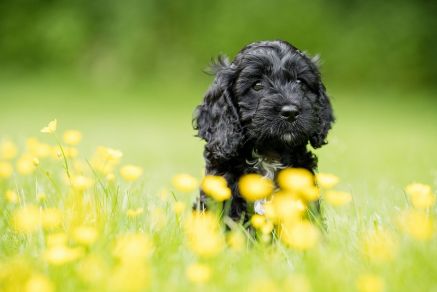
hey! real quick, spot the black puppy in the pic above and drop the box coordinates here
[193,40,334,221]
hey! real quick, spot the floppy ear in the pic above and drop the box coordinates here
[193,56,243,162]
[310,83,335,148]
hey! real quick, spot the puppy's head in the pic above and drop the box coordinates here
[194,40,334,162]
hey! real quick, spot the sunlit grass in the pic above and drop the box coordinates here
[0,79,437,291]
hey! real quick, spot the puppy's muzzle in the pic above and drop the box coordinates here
[279,105,300,122]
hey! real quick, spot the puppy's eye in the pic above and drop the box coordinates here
[296,79,304,84]
[252,82,263,91]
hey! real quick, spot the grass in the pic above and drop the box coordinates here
[0,76,436,291]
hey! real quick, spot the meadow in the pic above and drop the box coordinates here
[0,76,436,292]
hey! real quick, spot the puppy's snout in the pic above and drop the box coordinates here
[279,105,300,121]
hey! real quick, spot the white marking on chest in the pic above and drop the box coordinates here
[246,150,285,215]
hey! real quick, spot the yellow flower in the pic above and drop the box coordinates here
[227,231,246,251]
[106,173,115,182]
[61,146,78,158]
[185,212,224,258]
[356,274,384,292]
[238,174,274,202]
[277,168,314,193]
[120,164,143,182]
[172,173,199,193]
[90,146,122,174]
[270,192,306,223]
[284,274,311,292]
[71,175,94,192]
[40,119,57,134]
[280,220,320,251]
[398,209,434,241]
[25,274,55,292]
[172,201,186,215]
[11,205,41,234]
[113,233,153,263]
[127,208,144,218]
[27,138,52,158]
[251,214,266,229]
[76,256,108,285]
[186,263,211,284]
[247,278,279,292]
[316,173,339,189]
[324,190,352,206]
[32,157,40,167]
[5,189,20,204]
[41,208,63,230]
[0,161,13,178]
[361,228,397,262]
[260,220,274,234]
[109,262,150,292]
[201,175,231,201]
[0,139,18,160]
[46,233,68,247]
[300,185,320,202]
[43,245,83,265]
[405,183,435,209]
[16,154,37,175]
[73,226,98,245]
[63,130,83,145]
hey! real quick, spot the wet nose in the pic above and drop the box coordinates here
[279,105,300,121]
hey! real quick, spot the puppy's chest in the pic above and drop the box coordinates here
[246,151,285,180]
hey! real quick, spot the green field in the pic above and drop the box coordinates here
[1,77,436,291]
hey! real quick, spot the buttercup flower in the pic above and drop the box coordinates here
[270,192,306,223]
[25,274,55,292]
[73,226,98,245]
[316,173,339,189]
[0,139,18,160]
[40,119,57,134]
[324,190,352,206]
[405,183,435,209]
[41,208,63,230]
[12,205,41,234]
[185,212,224,258]
[113,233,153,263]
[120,164,143,182]
[398,209,434,241]
[251,214,266,229]
[238,174,274,202]
[63,130,82,145]
[46,233,68,247]
[361,228,397,263]
[201,175,231,201]
[172,201,186,215]
[280,220,320,251]
[172,173,198,193]
[186,263,211,284]
[356,273,384,292]
[278,168,314,193]
[5,189,20,204]
[0,161,13,178]
[16,154,37,175]
[44,245,83,265]
[227,231,246,251]
[71,175,94,192]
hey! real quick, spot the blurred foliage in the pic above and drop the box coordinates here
[0,0,436,90]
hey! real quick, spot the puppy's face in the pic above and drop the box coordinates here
[232,42,325,149]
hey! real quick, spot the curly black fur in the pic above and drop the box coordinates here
[193,40,334,221]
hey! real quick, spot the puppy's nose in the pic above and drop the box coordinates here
[279,105,300,121]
